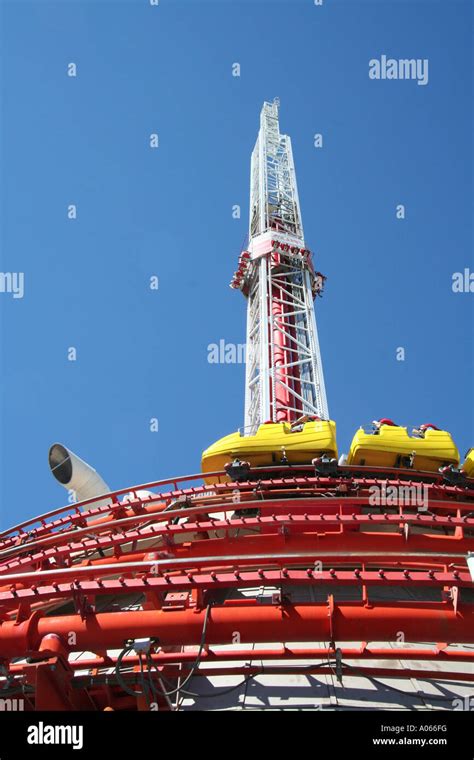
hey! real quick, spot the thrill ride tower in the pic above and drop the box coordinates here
[202,99,335,476]
[242,98,328,430]
[0,101,472,711]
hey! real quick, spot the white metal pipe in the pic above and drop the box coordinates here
[48,443,112,507]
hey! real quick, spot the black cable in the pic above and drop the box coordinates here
[117,635,462,707]
[145,660,161,703]
[157,658,464,704]
[145,605,211,697]
[138,652,152,707]
[115,646,160,703]
[111,608,212,703]
[156,660,340,700]
[114,647,144,698]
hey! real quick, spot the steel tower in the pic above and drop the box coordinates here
[231,99,328,433]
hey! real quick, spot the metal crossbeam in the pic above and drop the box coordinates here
[241,100,328,431]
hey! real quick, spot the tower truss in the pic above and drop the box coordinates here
[231,99,328,433]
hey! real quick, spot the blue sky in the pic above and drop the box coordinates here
[0,0,472,527]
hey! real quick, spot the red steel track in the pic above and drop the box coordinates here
[0,464,473,710]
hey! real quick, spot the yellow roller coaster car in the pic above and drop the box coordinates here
[201,419,337,484]
[347,424,459,472]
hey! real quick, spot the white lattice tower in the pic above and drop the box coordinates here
[230,99,328,434]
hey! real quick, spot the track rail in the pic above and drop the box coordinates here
[1,464,473,710]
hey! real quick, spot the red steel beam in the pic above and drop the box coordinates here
[69,664,474,685]
[1,531,472,583]
[1,472,472,550]
[1,463,469,540]
[0,569,471,611]
[1,602,473,658]
[1,513,472,573]
[21,645,471,670]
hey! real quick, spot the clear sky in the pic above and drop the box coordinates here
[0,0,472,527]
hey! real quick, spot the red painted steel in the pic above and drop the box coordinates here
[0,464,472,709]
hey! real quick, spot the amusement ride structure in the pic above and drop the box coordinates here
[0,100,473,710]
